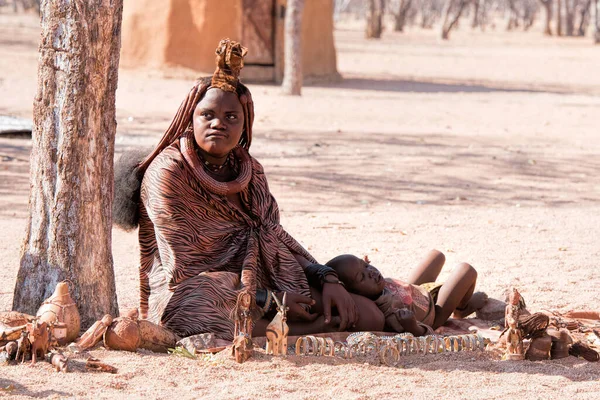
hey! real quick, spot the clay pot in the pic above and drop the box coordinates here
[526,334,551,361]
[104,317,141,352]
[548,328,573,359]
[36,281,81,345]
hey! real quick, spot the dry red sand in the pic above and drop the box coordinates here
[1,12,599,400]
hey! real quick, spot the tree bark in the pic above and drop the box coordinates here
[12,0,122,327]
[282,0,305,96]
[540,0,554,35]
[366,0,385,38]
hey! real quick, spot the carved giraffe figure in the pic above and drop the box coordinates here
[265,293,289,356]
[504,287,525,360]
[231,292,253,363]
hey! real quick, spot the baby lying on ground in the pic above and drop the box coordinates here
[326,250,488,336]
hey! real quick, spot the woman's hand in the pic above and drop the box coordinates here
[322,283,358,331]
[274,292,319,322]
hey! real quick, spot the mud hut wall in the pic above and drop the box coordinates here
[120,0,337,80]
[121,0,242,71]
[164,0,242,72]
[121,0,172,69]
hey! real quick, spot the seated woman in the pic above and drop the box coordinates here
[114,40,384,341]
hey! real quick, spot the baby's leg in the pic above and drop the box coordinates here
[406,249,446,285]
[432,262,483,329]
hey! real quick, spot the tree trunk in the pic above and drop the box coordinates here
[540,0,553,35]
[441,0,468,39]
[282,0,305,96]
[471,0,480,28]
[12,0,122,328]
[506,0,520,30]
[577,0,592,36]
[366,0,385,38]
[565,0,575,35]
[557,0,564,35]
[595,0,600,42]
[393,0,413,32]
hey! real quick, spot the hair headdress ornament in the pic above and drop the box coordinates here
[211,39,248,92]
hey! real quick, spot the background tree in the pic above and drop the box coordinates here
[282,0,305,95]
[366,0,385,38]
[441,0,469,39]
[12,0,122,327]
[539,0,554,34]
[557,0,564,35]
[595,0,600,42]
[391,0,414,31]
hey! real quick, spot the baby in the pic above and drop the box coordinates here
[326,250,487,336]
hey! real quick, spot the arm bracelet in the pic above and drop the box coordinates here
[256,288,274,315]
[304,263,341,289]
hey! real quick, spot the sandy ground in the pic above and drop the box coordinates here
[1,11,600,400]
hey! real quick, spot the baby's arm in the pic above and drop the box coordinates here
[384,312,406,332]
[393,309,431,336]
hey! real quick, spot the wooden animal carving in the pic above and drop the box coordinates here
[26,320,50,364]
[15,330,31,363]
[504,288,525,360]
[265,293,289,356]
[231,292,254,363]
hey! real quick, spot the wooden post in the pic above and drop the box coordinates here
[12,0,122,327]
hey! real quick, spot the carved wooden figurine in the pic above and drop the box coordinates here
[231,292,253,363]
[504,288,525,360]
[15,330,31,363]
[265,293,289,356]
[26,320,50,364]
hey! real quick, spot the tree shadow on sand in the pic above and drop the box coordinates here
[309,77,574,95]
[0,378,72,398]
[255,129,599,211]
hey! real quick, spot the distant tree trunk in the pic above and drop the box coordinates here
[540,0,554,35]
[565,0,576,35]
[393,0,413,31]
[557,0,564,35]
[595,0,600,42]
[441,0,468,39]
[282,0,305,95]
[366,0,385,38]
[12,0,122,328]
[506,0,520,30]
[471,0,481,28]
[577,0,592,35]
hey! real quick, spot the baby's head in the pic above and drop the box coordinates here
[326,254,386,299]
